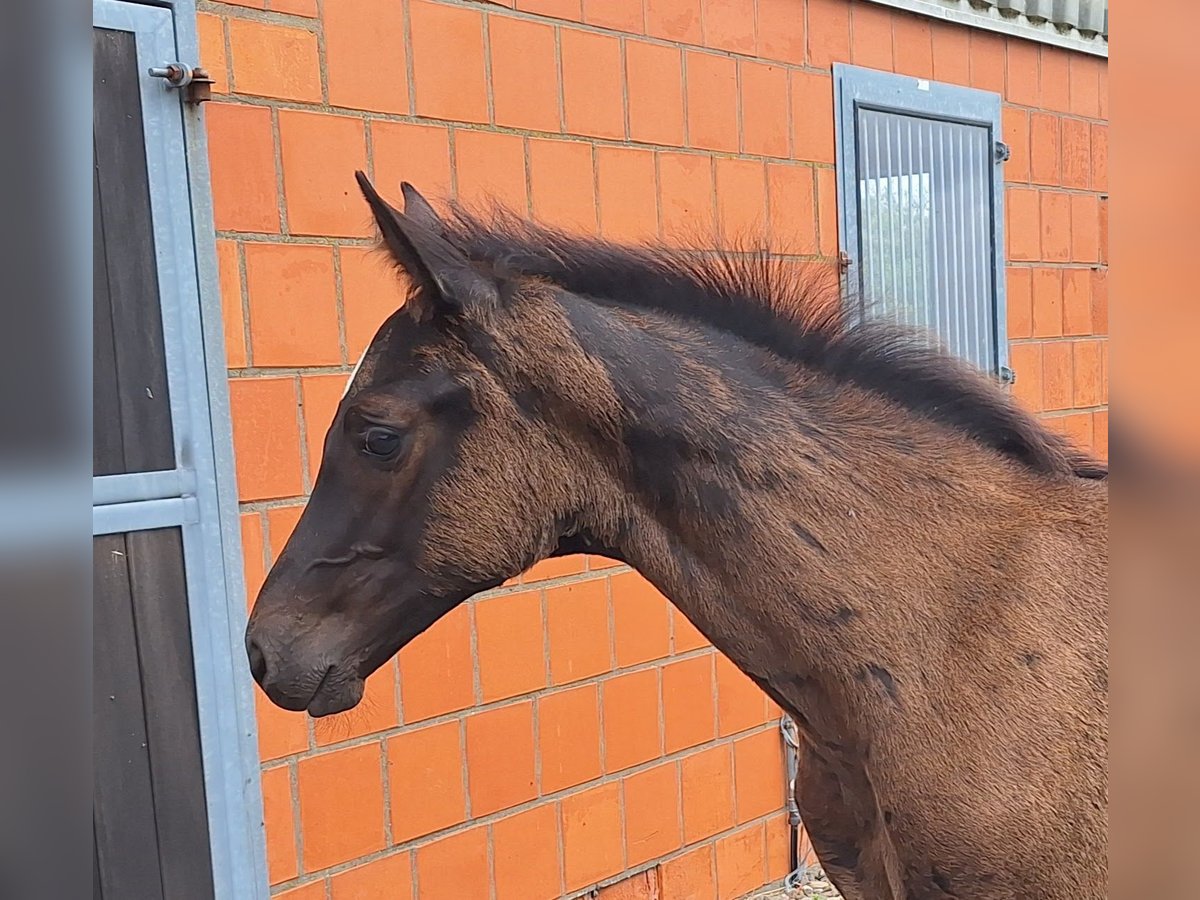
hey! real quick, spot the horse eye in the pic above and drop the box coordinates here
[362,426,403,460]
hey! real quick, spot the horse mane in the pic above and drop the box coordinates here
[438,204,1107,482]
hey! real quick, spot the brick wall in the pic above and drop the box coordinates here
[200,1,1108,897]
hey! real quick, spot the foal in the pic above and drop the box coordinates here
[246,176,1107,900]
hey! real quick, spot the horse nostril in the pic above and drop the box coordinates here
[247,637,268,685]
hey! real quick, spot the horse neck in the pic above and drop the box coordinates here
[549,298,1024,729]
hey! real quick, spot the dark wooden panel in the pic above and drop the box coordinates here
[126,528,215,900]
[93,159,125,475]
[93,532,166,900]
[93,27,175,476]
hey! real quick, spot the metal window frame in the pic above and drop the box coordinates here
[91,2,269,898]
[833,63,1010,379]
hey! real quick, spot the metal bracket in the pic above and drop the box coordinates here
[999,365,1016,385]
[838,250,852,273]
[148,62,215,104]
[994,140,1011,163]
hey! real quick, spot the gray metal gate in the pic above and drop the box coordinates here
[91,2,267,898]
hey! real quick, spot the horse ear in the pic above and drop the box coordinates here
[354,171,497,320]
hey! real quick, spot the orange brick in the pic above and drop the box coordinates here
[1069,54,1101,118]
[330,852,412,900]
[519,0,582,20]
[1073,340,1104,407]
[1040,46,1070,112]
[1071,193,1100,264]
[931,21,970,85]
[229,378,303,500]
[397,604,475,721]
[265,505,303,562]
[765,814,793,880]
[1098,65,1108,119]
[492,805,563,900]
[1006,38,1039,106]
[409,0,489,123]
[455,130,529,212]
[685,51,737,153]
[1060,412,1094,451]
[672,608,709,651]
[584,0,644,33]
[244,243,340,366]
[416,826,489,900]
[219,0,265,10]
[715,156,767,238]
[1061,117,1091,190]
[1098,196,1108,265]
[969,30,1005,93]
[206,104,279,233]
[279,111,369,237]
[562,29,625,140]
[371,120,453,206]
[599,871,659,900]
[851,1,893,71]
[539,683,602,792]
[740,61,789,158]
[757,0,805,63]
[475,590,546,702]
[228,18,321,102]
[1091,123,1108,192]
[680,744,734,842]
[490,16,561,132]
[716,653,765,735]
[1090,268,1108,334]
[806,0,851,69]
[313,663,398,746]
[790,71,835,164]
[1031,268,1063,338]
[658,152,715,240]
[768,164,818,255]
[603,669,662,771]
[1062,268,1092,336]
[1006,187,1040,261]
[816,166,839,257]
[297,744,386,870]
[626,41,686,146]
[530,139,598,233]
[1006,266,1033,339]
[1040,191,1071,262]
[271,0,318,15]
[524,555,587,581]
[561,782,624,891]
[662,655,715,753]
[1002,106,1030,183]
[702,0,755,54]
[260,765,297,884]
[1042,341,1073,411]
[645,0,702,43]
[339,246,406,363]
[275,882,325,900]
[196,14,229,95]
[255,688,309,761]
[715,822,766,899]
[466,701,537,815]
[1008,342,1043,411]
[659,843,716,900]
[547,579,612,684]
[624,762,683,865]
[598,146,660,242]
[734,729,785,822]
[1030,113,1060,187]
[893,13,933,78]
[324,0,408,113]
[387,720,467,841]
[610,572,672,667]
[1093,409,1109,459]
[241,512,267,604]
[216,240,246,368]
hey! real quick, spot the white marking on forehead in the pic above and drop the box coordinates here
[342,346,369,399]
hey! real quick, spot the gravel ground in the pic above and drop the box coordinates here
[742,865,844,900]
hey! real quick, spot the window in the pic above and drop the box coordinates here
[833,64,1012,381]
